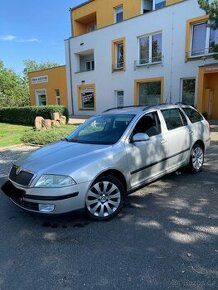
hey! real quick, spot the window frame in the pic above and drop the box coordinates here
[138,31,162,65]
[115,90,124,107]
[77,84,96,111]
[190,21,218,57]
[180,78,196,106]
[114,5,123,23]
[112,37,125,72]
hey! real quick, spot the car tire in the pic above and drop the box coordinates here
[85,175,124,221]
[189,143,204,173]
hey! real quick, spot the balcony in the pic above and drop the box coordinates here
[185,47,218,61]
[75,50,95,73]
[74,12,97,36]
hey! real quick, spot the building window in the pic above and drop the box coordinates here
[138,32,162,65]
[116,43,124,69]
[154,0,166,10]
[191,22,218,56]
[181,79,195,106]
[112,38,125,72]
[115,90,124,107]
[35,89,47,106]
[55,89,61,105]
[114,6,123,23]
[139,81,161,105]
[78,85,95,111]
[86,60,95,71]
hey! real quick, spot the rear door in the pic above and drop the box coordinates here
[160,108,191,170]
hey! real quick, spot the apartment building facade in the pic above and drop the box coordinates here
[28,65,68,107]
[65,0,218,119]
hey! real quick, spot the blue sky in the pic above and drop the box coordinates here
[0,0,87,74]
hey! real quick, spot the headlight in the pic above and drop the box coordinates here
[34,175,76,188]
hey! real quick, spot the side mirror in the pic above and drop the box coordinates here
[132,133,150,142]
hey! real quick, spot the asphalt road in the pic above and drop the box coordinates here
[0,140,217,290]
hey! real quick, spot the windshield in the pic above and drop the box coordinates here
[67,114,135,145]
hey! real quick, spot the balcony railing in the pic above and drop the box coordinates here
[186,47,218,60]
[75,67,95,74]
[134,56,163,69]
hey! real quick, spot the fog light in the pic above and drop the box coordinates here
[39,204,55,213]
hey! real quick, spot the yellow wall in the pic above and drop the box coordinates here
[72,0,186,36]
[197,66,218,119]
[72,0,141,36]
[28,66,68,107]
[166,0,183,6]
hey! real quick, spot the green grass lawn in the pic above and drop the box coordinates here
[0,123,78,147]
[0,123,32,147]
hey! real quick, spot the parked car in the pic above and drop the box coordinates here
[2,104,210,220]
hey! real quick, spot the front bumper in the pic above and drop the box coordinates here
[1,180,90,214]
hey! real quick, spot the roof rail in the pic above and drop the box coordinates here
[103,105,145,112]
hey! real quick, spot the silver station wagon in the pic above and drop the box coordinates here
[2,104,210,220]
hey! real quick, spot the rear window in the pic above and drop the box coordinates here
[183,107,203,123]
[161,108,187,130]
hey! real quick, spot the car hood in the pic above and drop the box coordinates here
[16,141,112,173]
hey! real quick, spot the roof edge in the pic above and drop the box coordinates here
[70,0,94,12]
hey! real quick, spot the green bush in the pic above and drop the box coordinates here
[21,125,77,145]
[0,105,69,126]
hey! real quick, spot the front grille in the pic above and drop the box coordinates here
[9,165,34,186]
[2,180,26,199]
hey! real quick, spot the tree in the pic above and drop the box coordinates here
[0,60,29,107]
[23,59,60,84]
[198,0,218,58]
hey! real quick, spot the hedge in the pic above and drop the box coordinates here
[0,105,69,126]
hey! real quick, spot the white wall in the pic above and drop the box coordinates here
[65,0,218,115]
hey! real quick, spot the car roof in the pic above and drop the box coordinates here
[102,104,193,116]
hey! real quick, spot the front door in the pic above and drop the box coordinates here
[125,111,168,189]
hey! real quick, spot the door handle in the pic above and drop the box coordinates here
[189,130,193,135]
[161,139,167,144]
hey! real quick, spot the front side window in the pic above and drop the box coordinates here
[139,32,162,64]
[161,108,187,130]
[133,111,161,137]
[67,114,135,145]
[139,81,161,105]
[181,79,196,106]
[115,6,123,23]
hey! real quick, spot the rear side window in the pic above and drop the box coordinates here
[183,107,203,123]
[161,108,187,130]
